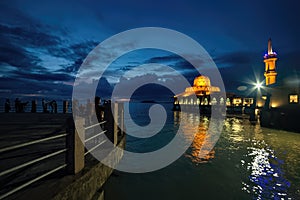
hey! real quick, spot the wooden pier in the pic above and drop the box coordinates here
[0,102,125,200]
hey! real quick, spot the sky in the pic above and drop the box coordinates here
[1,0,300,101]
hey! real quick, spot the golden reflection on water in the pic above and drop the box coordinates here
[189,127,215,163]
[175,112,215,164]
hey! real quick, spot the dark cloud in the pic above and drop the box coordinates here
[0,44,42,71]
[0,76,73,100]
[112,73,193,101]
[145,54,199,76]
[48,40,98,61]
[146,54,182,63]
[118,65,136,72]
[0,5,100,98]
[0,25,45,70]
[0,12,62,73]
[0,24,60,47]
[53,41,99,74]
[12,70,74,82]
[214,51,257,68]
[70,41,99,58]
[56,58,83,74]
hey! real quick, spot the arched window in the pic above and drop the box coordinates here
[211,97,217,105]
[289,94,298,104]
[226,98,231,106]
[204,98,208,105]
[220,97,224,105]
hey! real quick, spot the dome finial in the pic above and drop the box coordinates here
[268,38,273,54]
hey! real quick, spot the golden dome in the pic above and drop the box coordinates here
[193,76,211,87]
[175,75,220,97]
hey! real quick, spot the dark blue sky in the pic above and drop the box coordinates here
[1,0,300,100]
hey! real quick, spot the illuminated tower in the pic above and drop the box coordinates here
[263,38,278,85]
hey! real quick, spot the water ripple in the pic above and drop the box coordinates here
[243,141,292,199]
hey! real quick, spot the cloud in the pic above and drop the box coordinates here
[0,5,103,99]
[0,10,63,73]
[53,41,99,74]
[12,70,74,82]
[213,51,257,68]
[0,34,43,71]
[0,22,61,48]
[145,54,182,63]
[0,76,73,99]
[112,73,181,100]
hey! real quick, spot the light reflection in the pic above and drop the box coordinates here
[189,125,215,163]
[243,140,291,199]
[223,118,294,199]
[179,113,215,164]
[174,112,297,198]
[225,118,246,145]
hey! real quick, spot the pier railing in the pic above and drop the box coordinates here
[0,128,68,199]
[84,120,108,156]
[0,102,124,199]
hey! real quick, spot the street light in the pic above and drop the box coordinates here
[254,82,262,89]
[249,80,263,123]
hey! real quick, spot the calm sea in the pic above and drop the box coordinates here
[104,102,300,200]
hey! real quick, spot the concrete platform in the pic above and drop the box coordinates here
[0,113,125,200]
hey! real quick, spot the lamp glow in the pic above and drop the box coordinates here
[255,82,262,89]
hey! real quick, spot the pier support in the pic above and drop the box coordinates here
[66,117,85,174]
[63,101,68,114]
[120,103,124,137]
[104,102,114,143]
[113,103,118,146]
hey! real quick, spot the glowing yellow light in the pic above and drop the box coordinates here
[271,101,280,108]
[257,103,262,107]
[233,98,242,106]
[271,104,277,108]
[289,94,298,104]
[255,108,260,115]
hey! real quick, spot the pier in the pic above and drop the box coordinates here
[0,102,125,200]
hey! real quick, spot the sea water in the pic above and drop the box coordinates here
[104,102,300,200]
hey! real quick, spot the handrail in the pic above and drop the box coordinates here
[85,130,107,143]
[84,121,107,130]
[0,149,67,177]
[0,164,67,200]
[84,140,106,156]
[0,133,67,153]
[0,101,125,199]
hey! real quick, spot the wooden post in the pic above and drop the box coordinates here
[63,101,68,114]
[120,103,124,137]
[104,101,114,143]
[113,103,118,146]
[66,117,85,174]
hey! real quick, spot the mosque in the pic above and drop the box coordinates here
[173,39,300,132]
[173,74,254,114]
[173,75,220,112]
